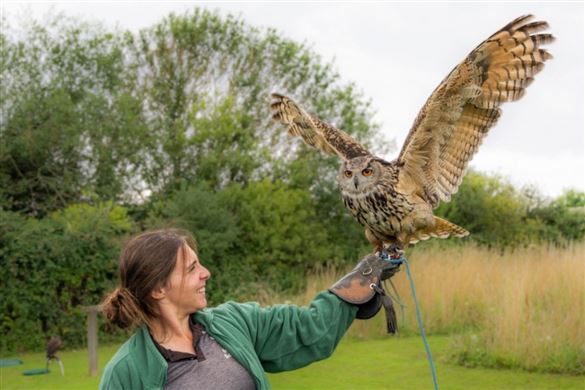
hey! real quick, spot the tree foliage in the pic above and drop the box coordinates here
[0,203,133,351]
[1,9,379,213]
[0,17,148,216]
[435,171,585,248]
[119,8,379,196]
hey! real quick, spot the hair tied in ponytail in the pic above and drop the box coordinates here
[101,286,143,329]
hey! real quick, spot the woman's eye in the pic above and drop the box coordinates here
[344,170,352,178]
[362,168,373,176]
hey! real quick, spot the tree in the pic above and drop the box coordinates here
[434,172,585,247]
[526,189,585,244]
[2,9,382,214]
[554,189,585,208]
[126,8,381,196]
[0,15,149,216]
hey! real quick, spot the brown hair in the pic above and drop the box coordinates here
[101,229,197,329]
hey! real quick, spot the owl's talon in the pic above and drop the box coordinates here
[386,244,405,260]
[390,252,405,260]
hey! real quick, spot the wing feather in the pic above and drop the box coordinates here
[397,15,554,207]
[270,93,371,160]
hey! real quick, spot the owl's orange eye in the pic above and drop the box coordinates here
[344,170,353,178]
[362,168,373,176]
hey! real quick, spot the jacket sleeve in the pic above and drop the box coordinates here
[235,291,358,372]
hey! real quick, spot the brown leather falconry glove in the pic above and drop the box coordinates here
[329,252,402,334]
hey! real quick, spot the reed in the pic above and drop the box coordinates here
[257,242,585,374]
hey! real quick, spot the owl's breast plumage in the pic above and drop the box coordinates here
[341,181,414,239]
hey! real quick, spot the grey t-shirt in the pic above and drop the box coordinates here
[153,323,256,390]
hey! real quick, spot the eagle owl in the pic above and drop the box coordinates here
[271,15,554,256]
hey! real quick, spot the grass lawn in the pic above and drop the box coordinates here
[268,336,584,389]
[1,336,583,389]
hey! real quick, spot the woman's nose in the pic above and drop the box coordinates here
[201,265,211,280]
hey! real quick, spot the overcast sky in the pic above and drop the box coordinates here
[2,1,584,198]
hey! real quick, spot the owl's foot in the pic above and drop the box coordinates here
[384,243,405,260]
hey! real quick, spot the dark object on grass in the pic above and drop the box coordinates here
[47,336,62,361]
[22,336,65,376]
[46,336,64,375]
[22,368,50,375]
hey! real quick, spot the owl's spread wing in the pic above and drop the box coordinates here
[397,15,554,207]
[270,93,371,160]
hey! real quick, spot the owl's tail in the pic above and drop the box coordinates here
[409,216,469,244]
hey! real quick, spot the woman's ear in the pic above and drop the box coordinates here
[151,285,166,300]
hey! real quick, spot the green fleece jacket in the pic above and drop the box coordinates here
[99,291,358,389]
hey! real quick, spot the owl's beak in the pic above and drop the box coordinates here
[353,176,359,189]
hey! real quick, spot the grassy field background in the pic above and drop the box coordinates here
[1,336,583,390]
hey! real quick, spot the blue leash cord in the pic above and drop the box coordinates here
[387,256,439,390]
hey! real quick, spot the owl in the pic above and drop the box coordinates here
[270,15,554,256]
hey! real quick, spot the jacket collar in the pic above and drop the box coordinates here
[133,326,169,388]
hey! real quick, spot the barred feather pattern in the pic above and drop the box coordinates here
[270,93,370,159]
[398,14,554,207]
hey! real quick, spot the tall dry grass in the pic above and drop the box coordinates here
[257,242,585,374]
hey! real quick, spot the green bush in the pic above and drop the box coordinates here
[0,203,133,352]
[435,171,585,248]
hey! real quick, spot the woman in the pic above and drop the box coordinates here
[99,229,398,389]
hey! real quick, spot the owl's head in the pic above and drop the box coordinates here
[338,156,382,194]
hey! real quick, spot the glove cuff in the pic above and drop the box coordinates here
[354,293,383,319]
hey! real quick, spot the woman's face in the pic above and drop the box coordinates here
[160,245,211,316]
